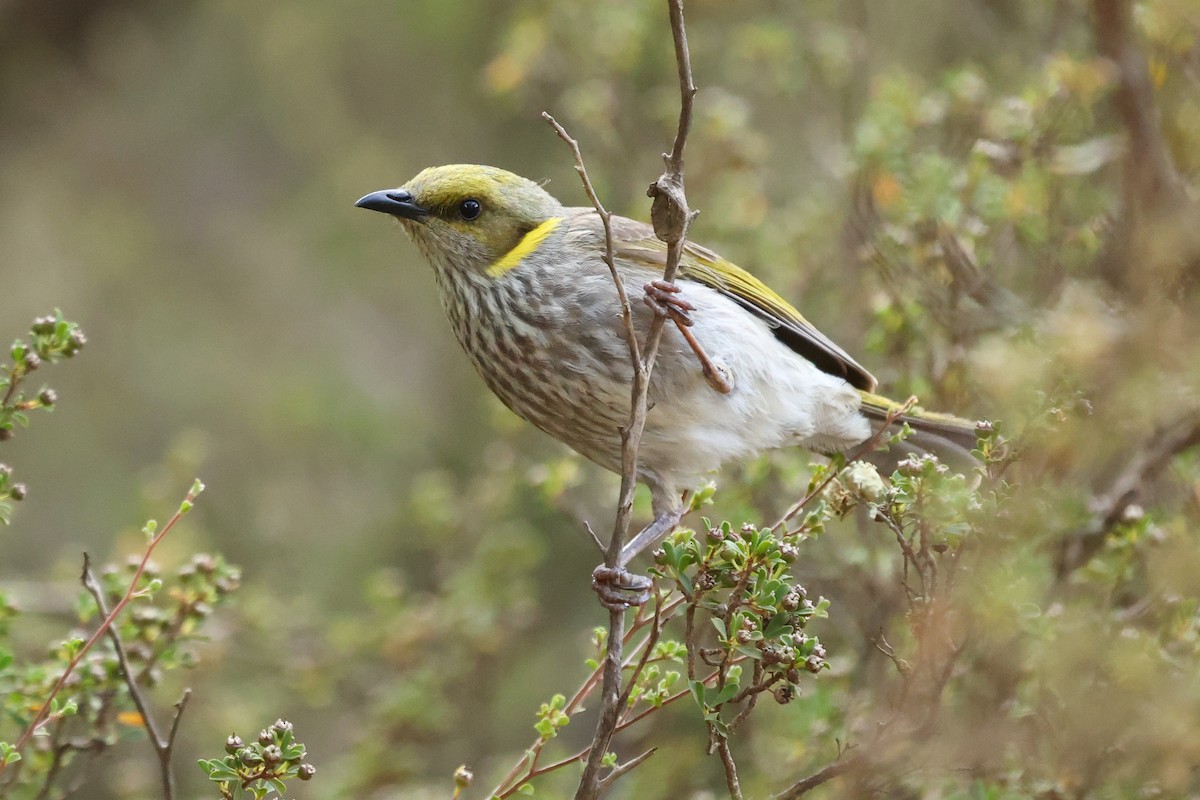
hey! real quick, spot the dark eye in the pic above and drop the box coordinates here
[459,198,482,220]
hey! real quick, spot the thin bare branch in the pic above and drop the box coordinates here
[1056,409,1200,576]
[553,2,699,798]
[1090,0,1192,290]
[543,109,641,800]
[82,558,172,799]
[597,748,658,797]
[1092,0,1182,214]
[583,520,606,556]
[774,754,864,799]
[167,689,191,752]
[541,112,639,373]
[716,737,744,800]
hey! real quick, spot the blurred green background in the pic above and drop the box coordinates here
[2,0,1199,797]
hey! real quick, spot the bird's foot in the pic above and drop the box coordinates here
[643,281,732,394]
[592,564,654,610]
[643,279,695,326]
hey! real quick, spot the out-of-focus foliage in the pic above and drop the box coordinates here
[0,548,240,798]
[1,0,1200,797]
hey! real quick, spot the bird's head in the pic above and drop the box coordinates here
[356,165,565,277]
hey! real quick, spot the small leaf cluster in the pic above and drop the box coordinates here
[198,719,315,799]
[653,519,831,735]
[0,312,85,524]
[623,640,685,711]
[890,455,980,547]
[582,627,685,717]
[0,741,18,768]
[824,451,980,620]
[533,694,569,741]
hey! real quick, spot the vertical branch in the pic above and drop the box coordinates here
[1090,0,1187,290]
[716,738,744,800]
[547,2,697,799]
[1092,0,1180,213]
[645,0,700,323]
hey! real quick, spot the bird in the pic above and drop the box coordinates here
[356,164,977,607]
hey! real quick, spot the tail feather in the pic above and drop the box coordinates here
[858,391,980,469]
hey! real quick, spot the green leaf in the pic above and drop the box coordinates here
[199,758,241,781]
[735,645,763,661]
[710,682,740,706]
[710,618,727,640]
[763,613,792,639]
[689,483,717,510]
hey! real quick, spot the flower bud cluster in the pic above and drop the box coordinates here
[0,313,86,454]
[199,719,316,792]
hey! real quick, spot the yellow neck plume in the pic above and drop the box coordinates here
[486,217,562,278]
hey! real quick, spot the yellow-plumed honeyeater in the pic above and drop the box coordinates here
[357,164,976,603]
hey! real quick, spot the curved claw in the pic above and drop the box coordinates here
[592,565,653,610]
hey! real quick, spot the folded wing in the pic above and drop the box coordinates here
[605,214,878,392]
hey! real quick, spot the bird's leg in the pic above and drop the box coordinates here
[642,280,733,395]
[674,321,734,395]
[591,502,685,610]
[619,504,684,566]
